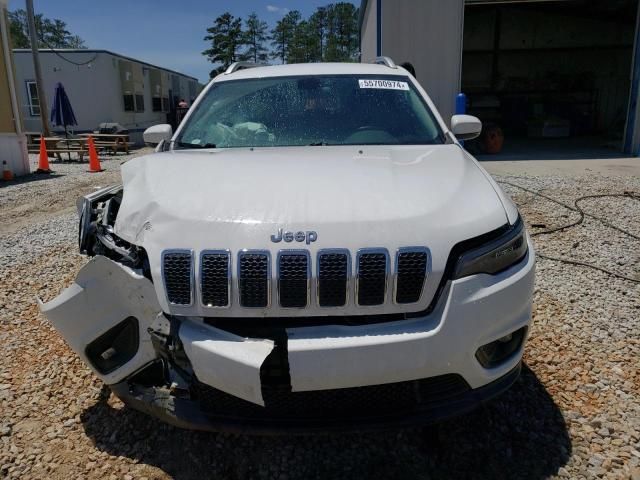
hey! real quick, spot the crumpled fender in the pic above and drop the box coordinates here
[38,256,161,385]
[38,255,275,405]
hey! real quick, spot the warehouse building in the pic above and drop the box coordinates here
[12,49,200,144]
[360,0,640,157]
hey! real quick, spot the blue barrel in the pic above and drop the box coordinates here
[455,93,467,145]
[456,93,467,115]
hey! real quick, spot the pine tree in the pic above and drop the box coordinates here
[270,10,300,64]
[203,12,243,77]
[241,13,269,63]
[324,3,358,62]
[309,7,328,61]
[288,20,314,64]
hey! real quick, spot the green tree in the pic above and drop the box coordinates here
[308,7,328,61]
[289,20,319,64]
[270,10,301,64]
[203,12,243,77]
[241,12,269,63]
[324,3,359,62]
[8,9,86,49]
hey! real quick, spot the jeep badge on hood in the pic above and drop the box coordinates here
[271,228,318,245]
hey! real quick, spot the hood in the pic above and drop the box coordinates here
[115,145,509,316]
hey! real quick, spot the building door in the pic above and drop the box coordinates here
[462,0,638,157]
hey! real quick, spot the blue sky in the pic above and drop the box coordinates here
[25,0,359,83]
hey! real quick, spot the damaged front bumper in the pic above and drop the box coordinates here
[109,362,522,434]
[39,249,534,433]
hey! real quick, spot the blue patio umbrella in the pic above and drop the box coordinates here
[50,82,77,131]
[50,82,78,160]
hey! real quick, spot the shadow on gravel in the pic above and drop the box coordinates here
[81,364,570,479]
[0,172,66,189]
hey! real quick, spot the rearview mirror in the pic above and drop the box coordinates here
[451,115,482,141]
[143,124,173,146]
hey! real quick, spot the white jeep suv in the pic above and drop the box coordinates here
[40,58,535,433]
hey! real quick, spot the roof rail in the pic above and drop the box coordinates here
[224,61,266,74]
[374,56,397,69]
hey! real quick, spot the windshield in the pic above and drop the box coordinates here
[174,74,445,149]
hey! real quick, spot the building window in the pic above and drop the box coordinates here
[162,96,169,112]
[152,97,162,112]
[123,94,135,112]
[135,94,145,112]
[26,81,41,116]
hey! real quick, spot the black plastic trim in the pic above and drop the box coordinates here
[110,362,522,435]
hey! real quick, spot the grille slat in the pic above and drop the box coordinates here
[238,252,270,308]
[395,249,429,304]
[200,251,230,307]
[278,252,309,308]
[318,251,349,307]
[162,251,193,306]
[356,250,389,306]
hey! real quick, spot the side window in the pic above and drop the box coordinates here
[26,81,40,116]
[123,94,135,112]
[135,94,145,113]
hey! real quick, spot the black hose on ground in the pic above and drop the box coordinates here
[497,180,640,284]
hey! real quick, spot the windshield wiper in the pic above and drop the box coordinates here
[308,142,330,146]
[174,141,217,149]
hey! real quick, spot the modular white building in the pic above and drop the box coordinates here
[360,0,640,157]
[12,49,200,144]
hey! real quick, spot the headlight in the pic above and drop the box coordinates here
[453,217,527,279]
[78,197,92,254]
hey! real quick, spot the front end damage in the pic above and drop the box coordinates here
[39,253,525,433]
[39,177,534,434]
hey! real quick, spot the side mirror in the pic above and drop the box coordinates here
[143,124,173,146]
[451,115,482,141]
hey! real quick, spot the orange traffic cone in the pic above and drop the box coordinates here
[2,161,14,181]
[36,136,52,174]
[87,136,103,173]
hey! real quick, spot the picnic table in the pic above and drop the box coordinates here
[26,136,89,162]
[79,133,133,154]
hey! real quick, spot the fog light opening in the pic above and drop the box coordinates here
[85,316,139,374]
[497,333,513,343]
[475,326,527,368]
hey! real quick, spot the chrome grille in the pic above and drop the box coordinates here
[162,246,429,310]
[238,251,270,308]
[395,248,429,304]
[277,251,310,308]
[356,249,389,306]
[200,251,231,307]
[162,250,193,306]
[317,250,350,307]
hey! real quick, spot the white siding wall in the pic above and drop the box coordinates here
[360,0,378,63]
[380,0,464,124]
[13,51,116,134]
[13,51,197,144]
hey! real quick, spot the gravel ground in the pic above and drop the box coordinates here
[1,153,639,479]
